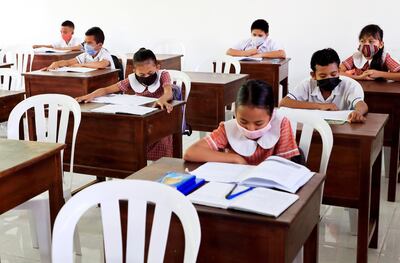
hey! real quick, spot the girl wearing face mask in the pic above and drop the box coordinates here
[226,19,286,59]
[339,24,400,81]
[184,80,299,165]
[76,48,176,160]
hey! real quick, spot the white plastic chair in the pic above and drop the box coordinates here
[2,47,34,90]
[0,68,22,91]
[167,70,191,135]
[52,180,201,263]
[7,94,81,263]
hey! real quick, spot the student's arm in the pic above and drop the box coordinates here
[75,83,120,103]
[339,63,374,80]
[183,139,248,164]
[347,101,368,123]
[364,70,400,81]
[279,96,338,111]
[74,59,110,69]
[154,84,173,113]
[252,50,286,59]
[44,58,79,70]
[226,48,258,57]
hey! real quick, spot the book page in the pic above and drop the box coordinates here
[90,104,157,115]
[188,182,240,209]
[91,94,157,106]
[190,162,252,183]
[49,67,96,73]
[34,47,70,53]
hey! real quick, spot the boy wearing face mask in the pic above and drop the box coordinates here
[226,19,286,59]
[45,26,115,70]
[33,20,82,51]
[339,24,400,81]
[280,48,368,123]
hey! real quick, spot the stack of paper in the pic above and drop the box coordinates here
[188,182,299,217]
[190,156,314,193]
[90,104,157,116]
[49,67,96,73]
[91,94,157,106]
[34,47,71,53]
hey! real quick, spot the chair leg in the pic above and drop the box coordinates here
[30,201,52,263]
[383,146,391,179]
[347,208,358,236]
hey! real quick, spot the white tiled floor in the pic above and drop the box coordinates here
[2,131,400,262]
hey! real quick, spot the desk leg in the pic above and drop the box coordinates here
[280,77,289,98]
[304,223,318,263]
[48,153,65,230]
[370,150,382,248]
[388,116,400,201]
[173,132,182,158]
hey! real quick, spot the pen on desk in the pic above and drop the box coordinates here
[225,184,254,200]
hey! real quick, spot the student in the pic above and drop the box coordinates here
[76,48,174,160]
[33,20,82,51]
[45,27,115,70]
[226,19,286,59]
[339,24,400,81]
[280,48,368,123]
[184,80,299,165]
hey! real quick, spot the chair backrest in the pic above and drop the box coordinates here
[4,48,34,73]
[111,55,125,81]
[167,70,191,134]
[7,94,81,176]
[0,68,22,91]
[195,56,241,74]
[52,180,201,263]
[278,107,333,175]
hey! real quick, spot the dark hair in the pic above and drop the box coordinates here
[251,19,269,33]
[310,48,341,72]
[133,48,158,65]
[85,27,105,44]
[236,80,274,114]
[359,24,386,71]
[61,20,74,29]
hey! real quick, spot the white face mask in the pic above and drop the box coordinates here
[251,36,265,47]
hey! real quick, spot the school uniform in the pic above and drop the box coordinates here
[232,37,283,54]
[52,36,81,49]
[342,51,400,75]
[118,70,173,161]
[287,76,364,110]
[75,48,115,69]
[204,111,299,165]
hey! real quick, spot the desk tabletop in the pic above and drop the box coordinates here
[0,90,25,99]
[359,80,400,95]
[184,71,248,84]
[23,68,119,78]
[0,139,65,177]
[126,157,325,226]
[126,54,183,61]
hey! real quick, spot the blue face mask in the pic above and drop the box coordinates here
[84,43,97,56]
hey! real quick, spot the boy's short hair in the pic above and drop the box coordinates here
[61,20,75,30]
[251,19,269,33]
[85,27,105,44]
[310,48,341,72]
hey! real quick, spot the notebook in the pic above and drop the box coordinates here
[90,104,157,116]
[34,47,71,53]
[91,94,157,106]
[190,156,314,193]
[49,67,96,73]
[188,182,299,217]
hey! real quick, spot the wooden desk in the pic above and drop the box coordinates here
[0,139,65,228]
[238,58,290,105]
[63,101,185,179]
[23,69,119,98]
[304,113,387,263]
[184,71,248,132]
[123,157,325,263]
[0,90,25,122]
[359,80,400,201]
[0,63,13,68]
[125,54,183,76]
[31,51,83,71]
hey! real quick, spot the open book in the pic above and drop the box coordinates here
[232,56,263,62]
[279,107,352,124]
[49,67,96,73]
[190,156,314,193]
[188,182,299,217]
[91,94,157,106]
[34,47,71,53]
[90,104,157,116]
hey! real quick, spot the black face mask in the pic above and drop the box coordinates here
[136,72,158,86]
[317,77,341,92]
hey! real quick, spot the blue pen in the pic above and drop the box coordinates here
[225,184,255,200]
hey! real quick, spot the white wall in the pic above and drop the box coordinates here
[2,0,400,90]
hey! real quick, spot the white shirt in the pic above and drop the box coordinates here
[52,36,81,49]
[75,48,115,69]
[232,37,283,53]
[287,76,364,110]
